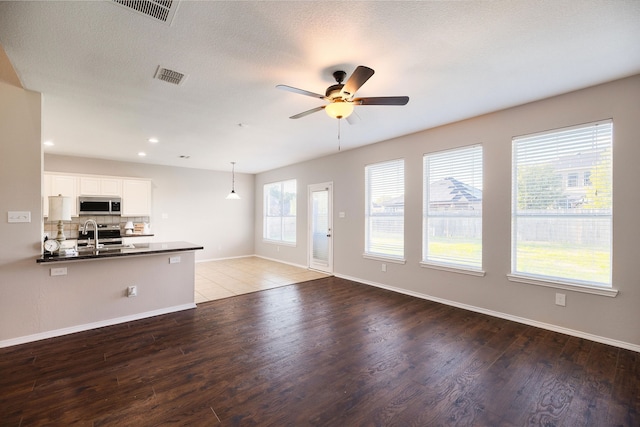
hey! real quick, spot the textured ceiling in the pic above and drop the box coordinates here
[1,1,639,174]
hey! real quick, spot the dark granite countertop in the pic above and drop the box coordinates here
[37,241,203,263]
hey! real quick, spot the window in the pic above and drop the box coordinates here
[263,179,297,244]
[364,159,404,261]
[567,172,578,187]
[423,145,483,271]
[511,120,612,287]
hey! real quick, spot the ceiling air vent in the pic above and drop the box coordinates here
[154,66,187,85]
[111,0,179,25]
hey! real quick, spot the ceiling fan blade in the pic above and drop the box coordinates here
[276,85,326,100]
[352,96,409,106]
[341,65,374,99]
[289,105,325,119]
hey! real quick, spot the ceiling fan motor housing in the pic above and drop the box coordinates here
[326,84,344,99]
[327,70,348,99]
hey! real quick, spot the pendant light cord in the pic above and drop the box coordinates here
[231,162,236,191]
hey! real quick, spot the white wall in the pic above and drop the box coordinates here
[255,75,640,350]
[44,155,255,261]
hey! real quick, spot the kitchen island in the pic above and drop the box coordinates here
[18,241,205,348]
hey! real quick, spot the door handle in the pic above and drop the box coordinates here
[326,234,331,237]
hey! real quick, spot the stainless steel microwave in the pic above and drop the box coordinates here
[78,196,122,215]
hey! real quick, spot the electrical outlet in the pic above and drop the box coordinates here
[381,263,387,272]
[50,267,67,276]
[555,293,566,307]
[169,256,181,264]
[127,286,137,297]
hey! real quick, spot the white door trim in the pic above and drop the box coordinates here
[308,182,333,273]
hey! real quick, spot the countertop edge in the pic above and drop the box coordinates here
[37,241,204,263]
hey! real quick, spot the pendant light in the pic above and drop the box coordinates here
[226,161,240,200]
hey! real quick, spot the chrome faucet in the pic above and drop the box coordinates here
[81,219,101,249]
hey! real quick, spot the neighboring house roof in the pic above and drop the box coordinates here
[376,177,482,210]
[554,150,604,171]
[381,195,404,208]
[429,177,482,204]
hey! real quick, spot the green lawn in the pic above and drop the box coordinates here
[371,234,610,285]
[427,239,610,284]
[514,241,610,284]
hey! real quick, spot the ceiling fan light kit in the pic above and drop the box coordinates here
[277,65,409,122]
[325,100,354,119]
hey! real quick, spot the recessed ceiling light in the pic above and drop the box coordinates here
[43,140,54,146]
[148,138,159,143]
[138,152,147,157]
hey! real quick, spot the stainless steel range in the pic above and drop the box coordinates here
[77,223,122,247]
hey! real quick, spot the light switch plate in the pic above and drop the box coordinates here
[8,211,31,223]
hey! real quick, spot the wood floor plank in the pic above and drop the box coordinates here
[1,276,638,426]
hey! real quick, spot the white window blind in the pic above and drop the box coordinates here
[423,145,483,269]
[512,120,612,286]
[365,159,404,260]
[263,179,297,244]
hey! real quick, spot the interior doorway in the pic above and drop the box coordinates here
[308,182,333,273]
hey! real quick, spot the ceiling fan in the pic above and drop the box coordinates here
[276,65,409,123]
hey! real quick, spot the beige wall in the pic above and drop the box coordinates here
[0,81,43,343]
[44,155,255,261]
[255,75,640,349]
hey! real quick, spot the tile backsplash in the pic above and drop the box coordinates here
[44,216,150,240]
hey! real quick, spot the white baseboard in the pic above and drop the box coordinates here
[335,273,640,353]
[0,303,196,349]
[196,254,253,263]
[197,254,310,271]
[254,254,309,270]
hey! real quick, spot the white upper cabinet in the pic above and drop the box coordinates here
[79,176,122,196]
[121,179,152,216]
[44,173,79,217]
[44,172,151,218]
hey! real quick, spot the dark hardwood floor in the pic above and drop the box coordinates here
[1,276,638,426]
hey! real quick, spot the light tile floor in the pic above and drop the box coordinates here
[195,256,329,303]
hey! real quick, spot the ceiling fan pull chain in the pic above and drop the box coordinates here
[337,119,341,151]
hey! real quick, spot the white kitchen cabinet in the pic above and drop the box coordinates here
[44,173,79,217]
[79,176,122,196]
[121,179,152,216]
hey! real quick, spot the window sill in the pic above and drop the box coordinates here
[420,262,486,277]
[263,240,296,247]
[507,274,618,297]
[362,254,406,265]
